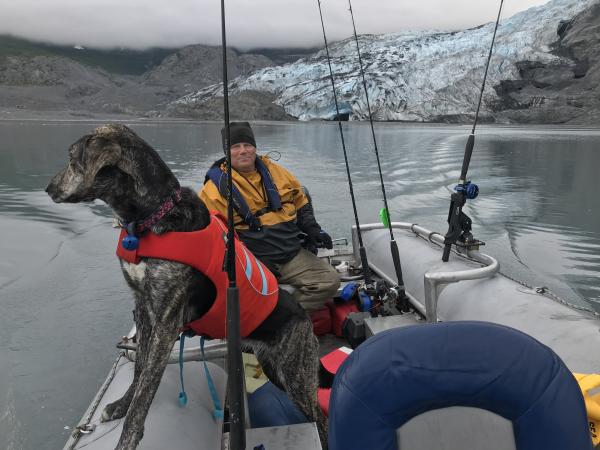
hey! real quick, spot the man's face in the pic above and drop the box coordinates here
[230,142,257,173]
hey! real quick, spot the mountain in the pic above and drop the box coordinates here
[141,45,274,99]
[1,0,599,123]
[173,0,600,124]
[0,35,174,75]
[0,39,278,118]
[244,47,320,65]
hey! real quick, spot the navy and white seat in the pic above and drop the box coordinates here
[328,321,593,450]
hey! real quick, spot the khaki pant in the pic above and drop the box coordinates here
[274,248,341,313]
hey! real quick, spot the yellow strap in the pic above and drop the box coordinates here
[574,372,600,446]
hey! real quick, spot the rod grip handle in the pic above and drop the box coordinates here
[390,240,405,288]
[359,246,371,284]
[460,134,475,182]
[226,287,246,450]
[442,243,451,262]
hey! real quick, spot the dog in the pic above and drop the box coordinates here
[46,124,327,450]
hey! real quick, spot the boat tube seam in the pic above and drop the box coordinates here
[402,224,599,316]
[498,269,600,318]
[66,352,126,449]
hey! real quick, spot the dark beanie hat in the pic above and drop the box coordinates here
[221,121,256,149]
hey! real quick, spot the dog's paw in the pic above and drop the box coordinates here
[101,400,129,422]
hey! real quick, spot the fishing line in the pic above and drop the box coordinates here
[316,0,372,284]
[219,0,245,448]
[347,0,408,304]
[441,0,504,262]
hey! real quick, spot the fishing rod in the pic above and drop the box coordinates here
[220,0,245,448]
[316,0,372,285]
[347,0,409,309]
[441,0,504,262]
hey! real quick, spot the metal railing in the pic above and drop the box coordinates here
[119,325,228,364]
[354,222,500,322]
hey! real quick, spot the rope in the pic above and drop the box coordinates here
[416,229,599,317]
[67,353,126,449]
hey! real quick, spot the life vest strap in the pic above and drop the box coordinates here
[205,157,282,231]
[177,331,224,421]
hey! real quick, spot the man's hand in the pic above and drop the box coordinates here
[307,228,333,250]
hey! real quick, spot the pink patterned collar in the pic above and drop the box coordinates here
[123,188,183,236]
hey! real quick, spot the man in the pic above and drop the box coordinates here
[199,121,340,313]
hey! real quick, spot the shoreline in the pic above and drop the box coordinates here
[1,109,600,131]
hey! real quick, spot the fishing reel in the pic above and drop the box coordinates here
[442,180,484,261]
[454,181,479,200]
[455,181,485,249]
[341,280,402,317]
[340,281,406,349]
[376,284,404,317]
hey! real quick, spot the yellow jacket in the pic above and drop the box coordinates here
[199,155,317,266]
[200,155,308,229]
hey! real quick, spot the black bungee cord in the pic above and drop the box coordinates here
[441,0,504,262]
[347,0,409,308]
[220,0,245,448]
[316,0,372,285]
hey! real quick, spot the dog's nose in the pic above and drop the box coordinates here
[45,180,60,202]
[45,181,55,195]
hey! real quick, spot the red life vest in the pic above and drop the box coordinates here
[116,211,279,339]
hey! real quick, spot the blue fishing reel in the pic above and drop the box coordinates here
[340,282,373,312]
[454,181,479,200]
[340,282,359,302]
[357,290,372,312]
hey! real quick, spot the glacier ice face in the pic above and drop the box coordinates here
[174,0,598,121]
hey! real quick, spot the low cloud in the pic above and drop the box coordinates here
[0,0,550,50]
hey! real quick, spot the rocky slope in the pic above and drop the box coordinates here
[174,0,600,124]
[141,45,273,98]
[0,44,276,118]
[494,1,600,124]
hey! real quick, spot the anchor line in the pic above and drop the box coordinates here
[347,0,408,301]
[316,0,372,284]
[219,1,246,449]
[441,0,504,262]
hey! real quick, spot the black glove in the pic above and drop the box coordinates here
[306,228,333,250]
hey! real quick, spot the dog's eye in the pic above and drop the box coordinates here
[68,144,80,159]
[69,136,91,159]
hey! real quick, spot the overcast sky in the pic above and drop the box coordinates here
[1,0,551,50]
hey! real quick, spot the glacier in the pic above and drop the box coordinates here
[172,0,599,121]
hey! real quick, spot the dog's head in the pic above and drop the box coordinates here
[46,124,178,206]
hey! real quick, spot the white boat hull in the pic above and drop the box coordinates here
[359,223,600,373]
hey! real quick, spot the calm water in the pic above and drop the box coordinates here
[1,120,599,449]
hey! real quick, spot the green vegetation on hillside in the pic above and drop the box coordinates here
[0,34,177,75]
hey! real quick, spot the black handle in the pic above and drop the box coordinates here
[359,246,371,285]
[226,287,245,450]
[460,134,475,182]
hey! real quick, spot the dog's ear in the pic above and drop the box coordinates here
[89,124,140,179]
[83,134,123,184]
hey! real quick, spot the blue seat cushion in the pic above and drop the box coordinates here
[248,381,309,428]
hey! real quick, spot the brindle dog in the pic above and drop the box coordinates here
[46,124,327,450]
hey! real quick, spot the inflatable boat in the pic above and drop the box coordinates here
[63,219,600,450]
